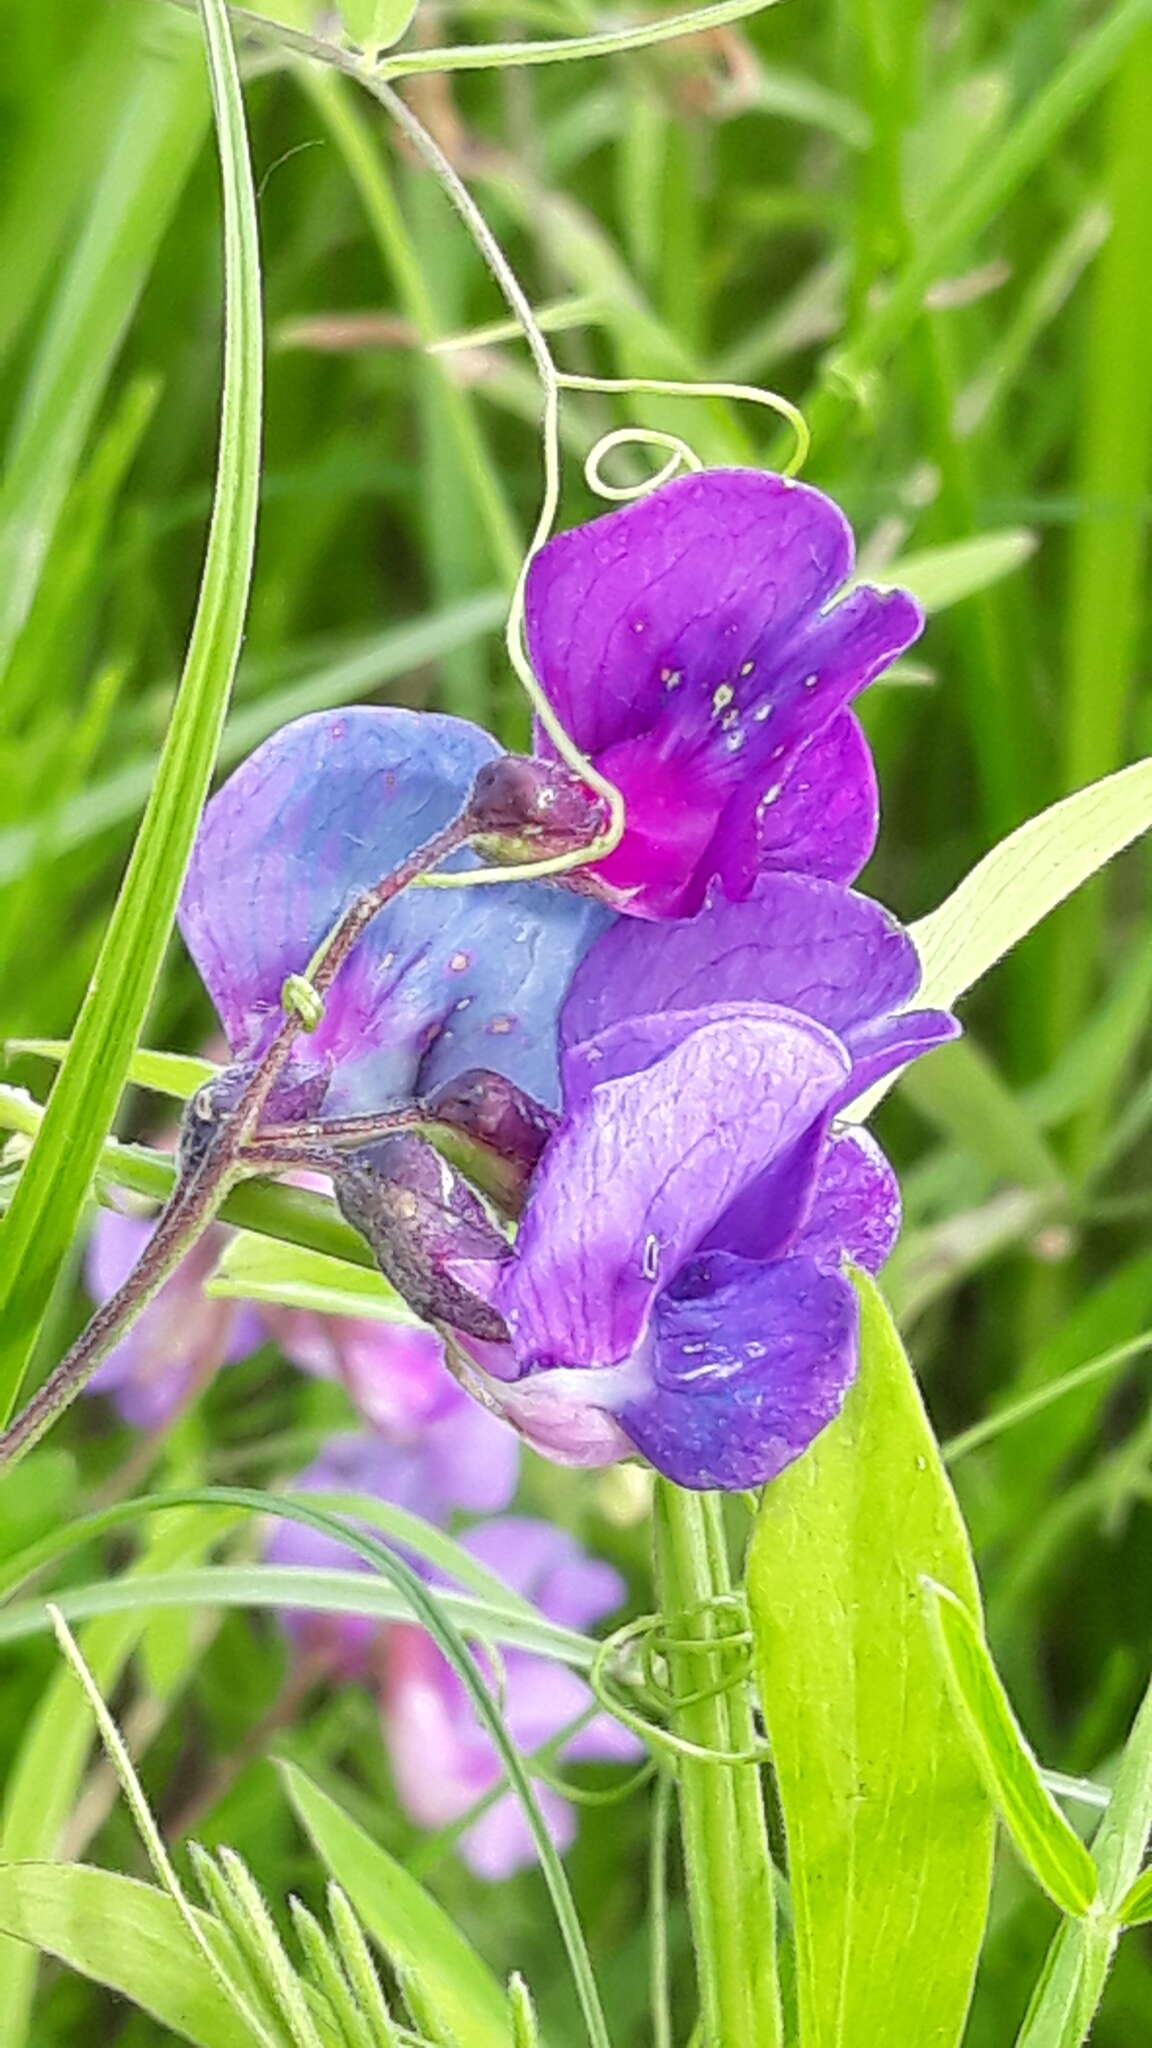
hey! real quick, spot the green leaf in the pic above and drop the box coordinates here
[0,0,262,1417]
[913,757,1152,1015]
[1015,1671,1152,2044]
[280,1761,512,2048]
[872,530,1036,613]
[922,1579,1098,1915]
[0,13,207,680]
[852,755,1152,1121]
[0,1565,594,1669]
[0,1507,223,2048]
[340,0,418,51]
[747,1271,993,2048]
[5,1040,219,1102]
[1117,1866,1152,1926]
[205,1234,419,1322]
[0,1864,257,2048]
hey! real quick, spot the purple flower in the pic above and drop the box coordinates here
[383,1519,639,1879]
[268,1322,520,1515]
[264,1376,516,1679]
[84,1206,264,1427]
[266,1441,636,1877]
[180,706,611,1116]
[440,874,958,1490]
[525,468,921,918]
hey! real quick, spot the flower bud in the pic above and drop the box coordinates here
[423,1067,555,1214]
[334,1135,511,1343]
[468,755,609,865]
[179,1060,329,1176]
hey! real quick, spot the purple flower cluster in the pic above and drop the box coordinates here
[176,465,945,1496]
[86,463,950,1876]
[267,1436,636,1878]
[86,1214,630,1875]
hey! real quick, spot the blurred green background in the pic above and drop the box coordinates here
[3,0,1152,2036]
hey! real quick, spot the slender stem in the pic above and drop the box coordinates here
[247,1105,425,1149]
[0,1163,234,1469]
[649,1772,674,2048]
[0,812,474,1469]
[652,1481,781,2048]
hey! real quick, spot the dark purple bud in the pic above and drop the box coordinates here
[334,1135,511,1344]
[468,754,609,865]
[179,1060,330,1176]
[423,1067,556,1213]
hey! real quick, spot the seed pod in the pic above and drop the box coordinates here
[335,1134,511,1343]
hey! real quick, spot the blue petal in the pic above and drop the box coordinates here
[618,1251,858,1490]
[180,707,611,1112]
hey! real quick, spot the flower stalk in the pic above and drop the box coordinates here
[651,1479,781,2047]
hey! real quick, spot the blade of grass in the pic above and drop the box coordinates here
[0,9,208,686]
[1048,26,1152,1145]
[0,0,262,1418]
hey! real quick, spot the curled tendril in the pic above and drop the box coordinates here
[583,425,705,502]
[280,973,324,1031]
[367,85,811,898]
[590,1604,772,1768]
[531,1756,659,1809]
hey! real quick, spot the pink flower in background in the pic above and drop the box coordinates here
[84,1206,265,1428]
[267,1442,637,1877]
[384,1518,639,1879]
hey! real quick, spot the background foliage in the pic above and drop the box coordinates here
[3,0,1152,2038]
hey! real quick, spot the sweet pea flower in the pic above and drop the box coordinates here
[435,873,958,1490]
[266,1444,636,1877]
[384,1518,639,1879]
[525,467,921,918]
[268,1318,520,1514]
[179,706,611,1118]
[265,1356,519,1678]
[84,1205,264,1428]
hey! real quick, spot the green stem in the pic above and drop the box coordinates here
[652,1481,781,2048]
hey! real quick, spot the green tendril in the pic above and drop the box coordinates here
[366,80,811,899]
[280,973,325,1031]
[590,1607,773,1768]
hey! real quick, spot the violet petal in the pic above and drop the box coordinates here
[562,873,923,1062]
[619,1251,858,1490]
[498,1010,850,1371]
[791,1127,902,1275]
[525,469,857,758]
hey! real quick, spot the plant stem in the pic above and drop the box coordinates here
[0,1164,233,1470]
[0,812,474,1470]
[652,1480,781,2048]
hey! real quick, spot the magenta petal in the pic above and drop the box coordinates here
[793,1128,901,1275]
[562,874,923,1061]
[499,1011,850,1371]
[709,710,879,897]
[525,469,856,758]
[525,470,918,912]
[619,1252,858,1489]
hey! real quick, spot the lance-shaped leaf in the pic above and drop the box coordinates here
[923,1578,1099,1916]
[0,1864,256,2048]
[748,1271,993,2048]
[280,1760,511,2048]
